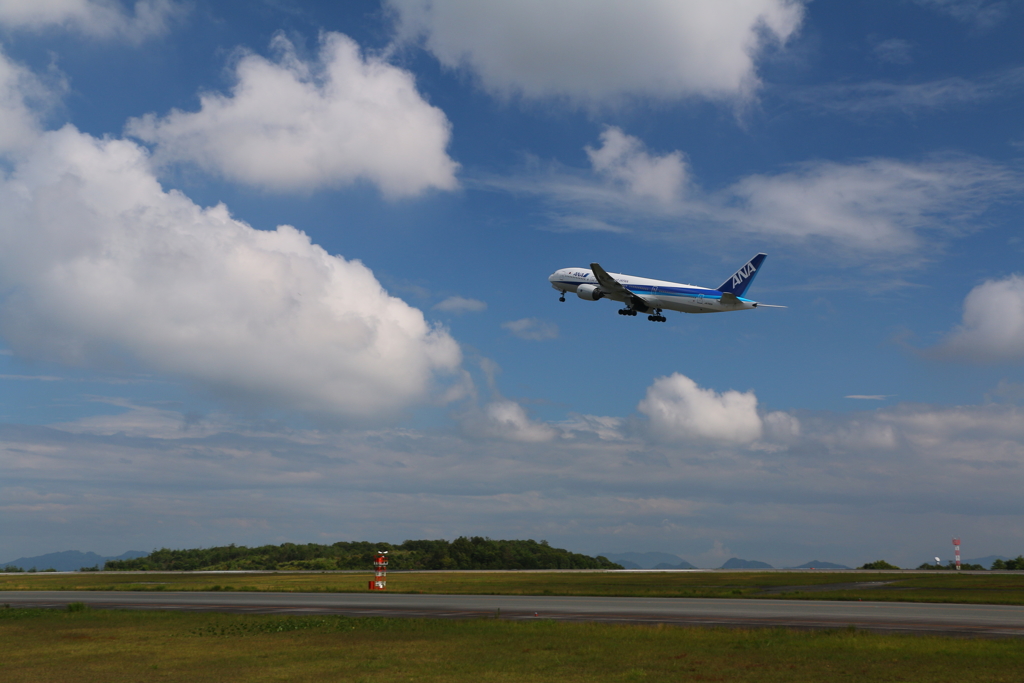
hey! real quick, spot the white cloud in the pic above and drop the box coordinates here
[0,0,183,42]
[870,37,913,65]
[475,399,559,443]
[387,0,805,104]
[0,124,462,419]
[127,32,458,198]
[485,128,1019,260]
[762,410,801,442]
[819,420,898,452]
[586,127,689,204]
[878,403,1024,444]
[725,157,1013,252]
[51,398,229,439]
[791,67,1024,116]
[0,374,62,381]
[934,275,1024,362]
[637,373,764,444]
[501,318,559,341]
[434,296,486,314]
[559,413,626,441]
[5,386,1024,567]
[914,0,1010,28]
[0,46,52,155]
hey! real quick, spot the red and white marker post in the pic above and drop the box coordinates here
[369,551,388,590]
[952,538,961,571]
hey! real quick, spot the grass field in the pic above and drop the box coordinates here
[4,570,1024,605]
[2,605,1022,683]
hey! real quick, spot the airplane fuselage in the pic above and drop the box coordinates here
[548,268,758,314]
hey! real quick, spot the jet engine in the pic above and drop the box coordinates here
[576,284,604,301]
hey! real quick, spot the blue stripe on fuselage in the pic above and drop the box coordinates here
[552,279,751,303]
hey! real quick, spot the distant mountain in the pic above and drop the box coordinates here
[1,550,148,572]
[601,552,695,569]
[789,560,851,569]
[963,555,1009,568]
[720,557,773,569]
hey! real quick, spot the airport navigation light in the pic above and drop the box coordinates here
[952,538,961,571]
[370,550,389,590]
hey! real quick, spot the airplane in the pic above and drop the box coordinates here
[547,253,783,322]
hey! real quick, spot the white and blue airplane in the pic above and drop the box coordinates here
[548,254,782,322]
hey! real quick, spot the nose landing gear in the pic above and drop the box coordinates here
[558,292,565,302]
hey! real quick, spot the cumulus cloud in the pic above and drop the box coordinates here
[8,392,1024,568]
[0,0,184,41]
[586,127,689,204]
[433,296,486,314]
[127,32,458,197]
[475,399,559,442]
[762,410,801,442]
[0,124,462,418]
[0,46,55,155]
[637,373,765,444]
[933,275,1024,362]
[387,0,805,104]
[501,318,559,341]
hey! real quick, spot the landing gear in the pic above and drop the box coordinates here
[618,308,637,316]
[558,292,565,302]
[647,309,666,322]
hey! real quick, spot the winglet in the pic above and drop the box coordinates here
[718,253,767,297]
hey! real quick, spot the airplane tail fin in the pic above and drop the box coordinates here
[718,253,767,297]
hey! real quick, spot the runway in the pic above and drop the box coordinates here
[4,591,1024,637]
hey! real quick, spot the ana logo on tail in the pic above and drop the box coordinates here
[732,262,757,288]
[718,253,767,296]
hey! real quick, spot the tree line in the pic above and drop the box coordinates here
[859,557,1024,571]
[102,538,623,571]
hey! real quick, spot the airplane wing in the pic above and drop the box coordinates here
[590,263,651,311]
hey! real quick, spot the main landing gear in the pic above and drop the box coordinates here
[619,307,665,321]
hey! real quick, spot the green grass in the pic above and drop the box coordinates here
[3,570,1024,605]
[1,606,1022,683]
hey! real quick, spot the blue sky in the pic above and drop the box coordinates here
[1,0,1022,569]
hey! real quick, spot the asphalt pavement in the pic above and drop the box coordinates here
[4,590,1024,637]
